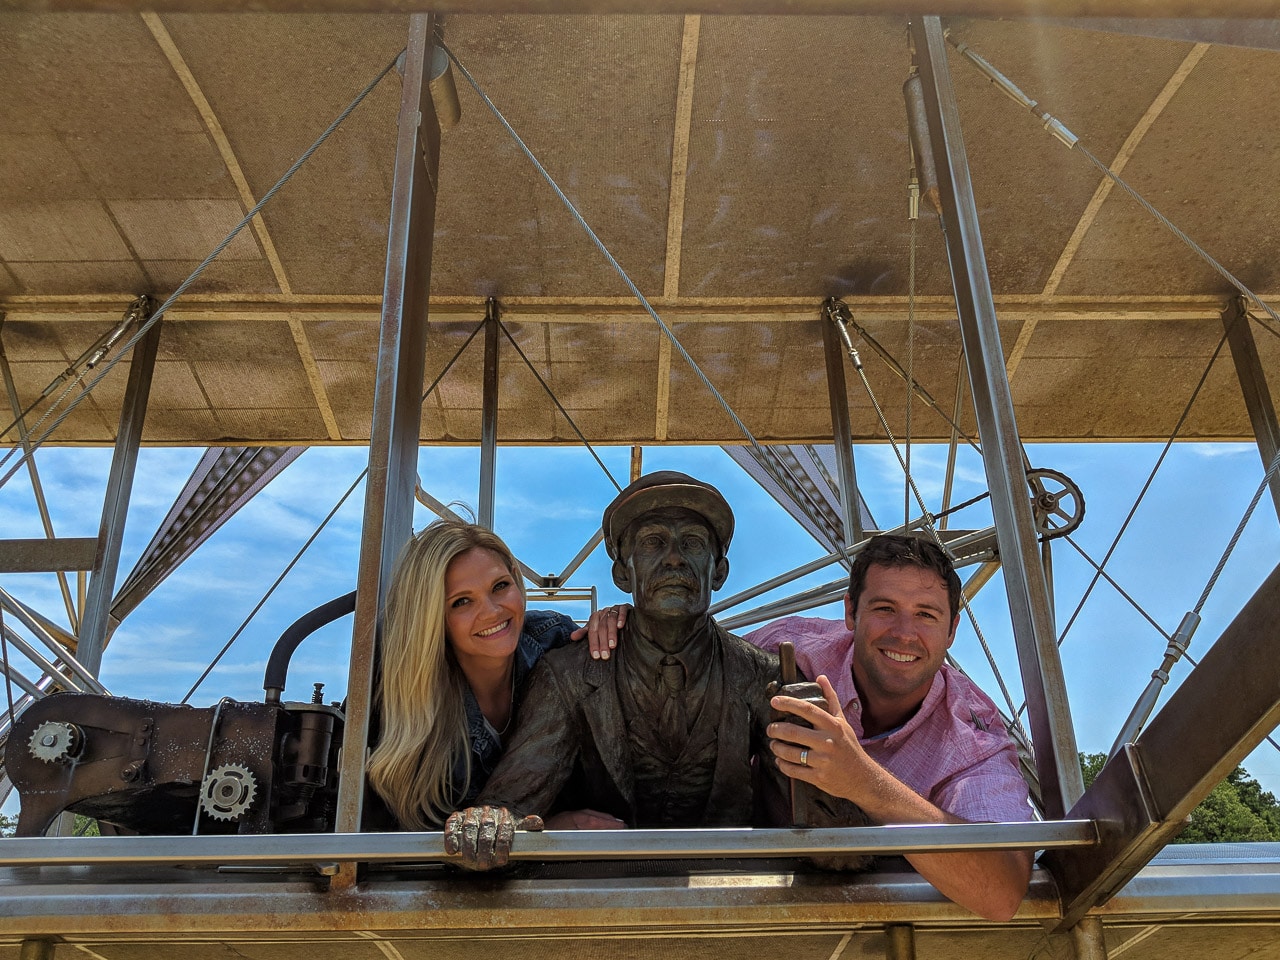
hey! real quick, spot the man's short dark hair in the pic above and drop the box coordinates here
[847,534,962,622]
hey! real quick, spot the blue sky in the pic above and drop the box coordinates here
[3,437,1278,808]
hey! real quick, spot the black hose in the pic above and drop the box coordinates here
[263,591,356,703]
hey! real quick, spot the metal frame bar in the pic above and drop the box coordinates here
[479,297,500,529]
[0,538,97,573]
[334,13,442,844]
[711,523,997,618]
[0,587,78,652]
[821,313,863,545]
[939,351,967,530]
[911,16,1084,820]
[0,622,96,694]
[0,821,1095,867]
[556,529,605,584]
[1047,560,1280,929]
[76,314,162,676]
[1222,295,1280,520]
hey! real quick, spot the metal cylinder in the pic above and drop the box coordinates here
[429,46,462,132]
[903,72,941,216]
[886,924,916,960]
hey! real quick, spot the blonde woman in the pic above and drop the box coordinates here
[367,518,622,830]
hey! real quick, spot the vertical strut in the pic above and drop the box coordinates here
[822,312,864,546]
[910,16,1083,819]
[1222,295,1280,520]
[77,313,161,677]
[335,14,442,849]
[479,297,500,529]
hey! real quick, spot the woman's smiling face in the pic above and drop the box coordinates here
[443,546,526,670]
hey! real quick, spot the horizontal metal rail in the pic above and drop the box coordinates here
[710,524,996,617]
[0,821,1096,867]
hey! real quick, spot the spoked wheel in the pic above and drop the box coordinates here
[1026,467,1085,540]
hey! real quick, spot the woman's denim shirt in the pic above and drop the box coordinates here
[451,609,577,808]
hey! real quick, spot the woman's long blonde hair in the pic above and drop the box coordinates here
[366,518,526,829]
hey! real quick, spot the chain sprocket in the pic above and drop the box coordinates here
[28,721,83,763]
[199,763,259,821]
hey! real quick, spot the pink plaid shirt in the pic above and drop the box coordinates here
[746,616,1033,824]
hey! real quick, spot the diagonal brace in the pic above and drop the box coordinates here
[1045,560,1280,929]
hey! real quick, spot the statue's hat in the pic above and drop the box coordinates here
[602,471,734,561]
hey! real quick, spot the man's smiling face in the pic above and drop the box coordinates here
[847,563,958,726]
[620,506,725,621]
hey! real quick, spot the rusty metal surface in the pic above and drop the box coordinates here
[5,692,341,838]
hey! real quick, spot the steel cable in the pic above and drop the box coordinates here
[497,321,623,493]
[0,52,404,496]
[437,39,821,518]
[181,319,487,702]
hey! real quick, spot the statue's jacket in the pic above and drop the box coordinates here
[475,618,870,840]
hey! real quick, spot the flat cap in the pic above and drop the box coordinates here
[602,470,734,561]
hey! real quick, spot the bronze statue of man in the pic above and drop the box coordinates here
[444,471,867,870]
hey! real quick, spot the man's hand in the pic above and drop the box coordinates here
[443,805,544,871]
[768,674,871,801]
[569,603,630,660]
[765,678,826,726]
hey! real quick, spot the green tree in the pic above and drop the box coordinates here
[1079,753,1280,843]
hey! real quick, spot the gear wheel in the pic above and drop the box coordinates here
[28,721,83,763]
[200,763,259,821]
[1026,467,1086,540]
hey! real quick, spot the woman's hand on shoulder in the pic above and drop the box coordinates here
[569,603,630,660]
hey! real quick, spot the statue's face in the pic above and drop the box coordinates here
[619,506,724,621]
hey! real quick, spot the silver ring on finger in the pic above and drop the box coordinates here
[799,748,809,767]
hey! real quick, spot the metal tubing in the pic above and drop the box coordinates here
[0,623,89,694]
[1070,917,1110,960]
[1222,295,1280,520]
[335,13,442,842]
[711,523,997,616]
[822,308,863,545]
[0,658,44,699]
[76,315,161,677]
[885,924,916,960]
[0,820,1096,867]
[479,297,500,530]
[911,16,1083,819]
[939,354,966,529]
[18,940,54,960]
[0,587,81,661]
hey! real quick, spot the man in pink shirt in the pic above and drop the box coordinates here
[758,533,1033,921]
